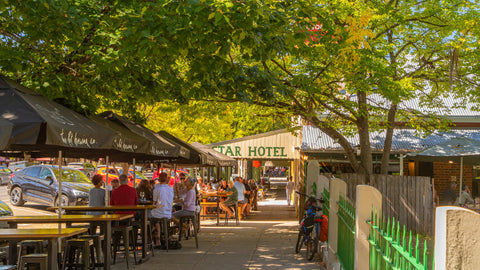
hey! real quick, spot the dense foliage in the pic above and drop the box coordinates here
[1,0,478,180]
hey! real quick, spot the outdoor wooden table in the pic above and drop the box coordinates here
[201,192,228,225]
[0,214,132,270]
[47,205,159,261]
[0,227,87,270]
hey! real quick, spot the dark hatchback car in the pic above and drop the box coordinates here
[7,165,92,207]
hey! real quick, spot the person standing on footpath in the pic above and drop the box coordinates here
[440,181,457,206]
[286,176,295,206]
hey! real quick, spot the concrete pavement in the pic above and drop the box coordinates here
[112,186,325,270]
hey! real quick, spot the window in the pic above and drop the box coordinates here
[24,167,41,178]
[39,168,54,181]
[52,168,90,183]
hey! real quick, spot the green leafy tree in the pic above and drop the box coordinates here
[1,1,478,181]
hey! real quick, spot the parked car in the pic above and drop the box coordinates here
[96,166,145,186]
[67,162,95,179]
[0,166,12,186]
[7,165,92,207]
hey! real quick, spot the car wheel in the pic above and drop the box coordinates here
[55,194,69,207]
[10,187,25,206]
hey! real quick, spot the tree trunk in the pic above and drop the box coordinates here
[357,91,373,184]
[381,104,397,175]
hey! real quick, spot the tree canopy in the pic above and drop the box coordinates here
[1,0,479,180]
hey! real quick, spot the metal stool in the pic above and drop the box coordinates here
[17,240,44,264]
[62,238,95,270]
[112,225,137,268]
[18,253,47,270]
[79,234,104,267]
[179,215,198,248]
[132,220,155,257]
[151,218,170,251]
[225,202,239,225]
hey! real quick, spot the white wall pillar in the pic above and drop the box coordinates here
[354,185,382,270]
[327,178,347,269]
[435,206,480,270]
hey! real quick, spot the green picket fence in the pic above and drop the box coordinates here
[322,187,330,218]
[337,194,356,270]
[367,209,430,270]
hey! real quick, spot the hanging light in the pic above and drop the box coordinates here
[264,160,274,167]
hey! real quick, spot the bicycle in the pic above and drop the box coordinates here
[295,191,324,261]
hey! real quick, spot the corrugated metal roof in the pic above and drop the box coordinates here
[344,93,480,118]
[302,125,480,153]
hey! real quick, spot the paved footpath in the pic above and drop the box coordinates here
[113,190,325,270]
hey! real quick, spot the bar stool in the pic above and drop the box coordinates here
[17,240,44,264]
[18,253,48,270]
[151,218,170,251]
[79,234,104,267]
[178,215,198,248]
[225,202,239,225]
[62,238,95,270]
[111,225,137,268]
[132,220,155,257]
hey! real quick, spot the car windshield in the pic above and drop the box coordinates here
[118,169,146,179]
[52,168,90,183]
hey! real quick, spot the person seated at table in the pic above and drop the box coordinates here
[204,183,215,193]
[217,179,228,193]
[196,177,205,192]
[87,174,106,234]
[88,174,105,215]
[172,177,197,230]
[457,184,475,206]
[151,172,174,248]
[110,174,138,217]
[136,179,153,202]
[241,178,252,218]
[219,181,238,218]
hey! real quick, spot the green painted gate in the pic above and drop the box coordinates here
[337,194,355,270]
[367,209,430,270]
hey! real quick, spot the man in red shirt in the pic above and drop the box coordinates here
[110,174,138,215]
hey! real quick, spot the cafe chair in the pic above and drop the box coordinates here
[18,253,48,270]
[62,238,95,270]
[111,225,137,268]
[79,234,104,267]
[178,215,198,248]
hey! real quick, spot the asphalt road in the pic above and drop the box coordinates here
[1,185,52,215]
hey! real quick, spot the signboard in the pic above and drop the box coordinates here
[210,129,301,160]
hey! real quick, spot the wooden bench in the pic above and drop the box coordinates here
[200,202,218,219]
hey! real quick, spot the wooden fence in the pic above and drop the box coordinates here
[340,174,434,236]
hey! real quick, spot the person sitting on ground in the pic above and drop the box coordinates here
[172,177,197,229]
[458,184,475,206]
[151,172,174,248]
[110,174,138,215]
[219,180,238,218]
